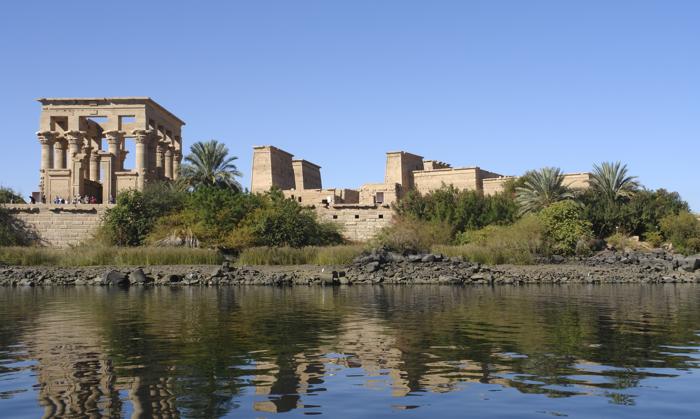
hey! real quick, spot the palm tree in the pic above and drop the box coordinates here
[515,167,574,215]
[180,140,243,190]
[590,161,639,203]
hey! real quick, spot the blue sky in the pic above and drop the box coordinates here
[1,1,698,209]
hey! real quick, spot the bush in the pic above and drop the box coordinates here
[605,233,645,252]
[0,187,25,204]
[435,215,545,265]
[104,183,187,246]
[225,191,344,249]
[374,216,453,253]
[644,231,664,248]
[538,201,593,256]
[660,212,700,255]
[394,185,518,236]
[0,208,31,246]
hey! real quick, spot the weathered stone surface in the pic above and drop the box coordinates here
[102,270,129,287]
[130,268,148,284]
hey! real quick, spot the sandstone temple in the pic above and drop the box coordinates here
[21,97,594,246]
[35,97,185,203]
[251,145,592,206]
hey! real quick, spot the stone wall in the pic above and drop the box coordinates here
[5,204,108,248]
[563,173,592,189]
[315,205,394,242]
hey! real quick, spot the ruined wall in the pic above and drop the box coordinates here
[6,204,108,248]
[359,183,400,205]
[315,205,394,242]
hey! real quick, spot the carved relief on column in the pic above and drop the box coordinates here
[37,131,57,196]
[64,130,85,159]
[89,153,101,182]
[164,146,174,179]
[156,140,167,178]
[132,129,151,191]
[53,138,67,169]
[104,131,123,169]
[172,150,182,180]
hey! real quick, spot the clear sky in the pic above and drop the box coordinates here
[1,1,698,209]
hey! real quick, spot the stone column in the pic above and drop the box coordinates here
[156,141,166,179]
[133,129,150,191]
[53,138,67,169]
[99,151,114,204]
[173,150,182,180]
[104,131,122,169]
[89,153,101,182]
[164,146,174,179]
[148,133,160,177]
[65,130,84,158]
[37,131,56,171]
[37,131,56,197]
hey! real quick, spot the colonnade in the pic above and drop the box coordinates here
[37,129,182,202]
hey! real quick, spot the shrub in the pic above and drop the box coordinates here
[394,185,518,235]
[644,231,664,248]
[435,215,545,265]
[375,216,452,253]
[538,200,593,256]
[0,187,25,204]
[226,192,344,249]
[605,233,645,252]
[660,212,700,255]
[0,208,31,246]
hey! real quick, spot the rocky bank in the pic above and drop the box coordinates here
[1,249,699,287]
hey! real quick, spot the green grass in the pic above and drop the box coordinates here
[236,245,366,266]
[0,246,223,266]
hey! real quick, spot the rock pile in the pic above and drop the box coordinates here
[0,249,698,287]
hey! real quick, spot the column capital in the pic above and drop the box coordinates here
[90,152,101,162]
[132,129,153,143]
[104,130,124,140]
[164,146,174,157]
[64,130,85,141]
[156,140,168,153]
[37,130,58,144]
[53,137,67,149]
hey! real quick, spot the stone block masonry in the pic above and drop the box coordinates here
[315,205,394,242]
[6,204,108,248]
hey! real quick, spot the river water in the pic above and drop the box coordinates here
[1,285,699,418]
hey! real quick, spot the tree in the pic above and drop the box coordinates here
[180,140,243,191]
[515,167,573,215]
[590,161,639,203]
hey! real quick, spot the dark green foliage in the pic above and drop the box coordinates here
[660,212,700,255]
[180,140,243,191]
[0,187,25,204]
[394,185,518,235]
[0,207,30,246]
[538,200,593,256]
[581,188,690,239]
[229,191,343,248]
[103,183,186,246]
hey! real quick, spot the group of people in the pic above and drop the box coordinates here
[51,195,99,205]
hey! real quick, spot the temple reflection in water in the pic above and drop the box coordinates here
[1,285,699,417]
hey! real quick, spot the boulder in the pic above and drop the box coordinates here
[168,274,183,283]
[365,261,381,273]
[102,270,129,287]
[130,268,148,284]
[421,254,436,263]
[680,256,700,272]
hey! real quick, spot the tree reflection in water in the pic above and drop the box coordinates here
[0,285,699,417]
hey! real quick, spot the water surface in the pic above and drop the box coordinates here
[1,285,699,418]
